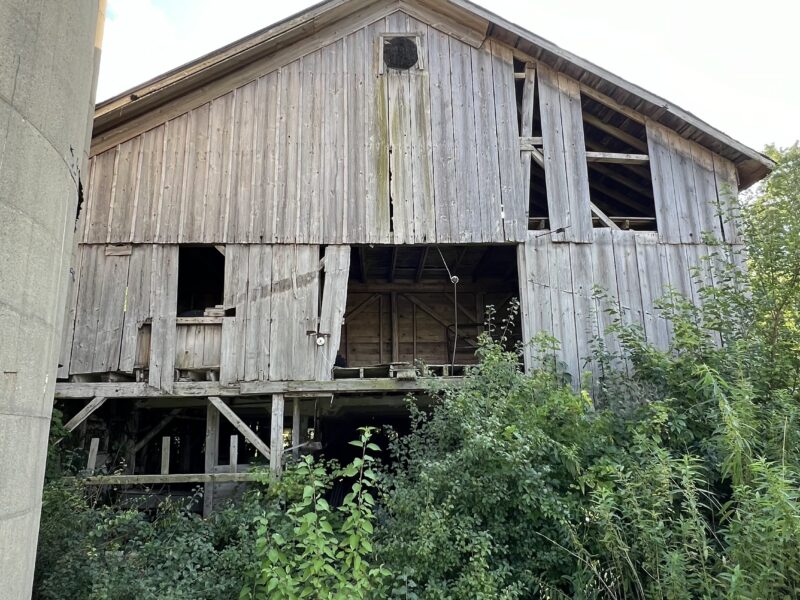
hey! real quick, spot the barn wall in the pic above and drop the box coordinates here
[63,244,350,383]
[80,10,524,246]
[517,229,744,382]
[647,120,741,244]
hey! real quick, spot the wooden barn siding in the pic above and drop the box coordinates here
[64,244,350,383]
[81,11,525,247]
[220,244,351,383]
[538,64,593,243]
[518,229,742,383]
[647,120,741,244]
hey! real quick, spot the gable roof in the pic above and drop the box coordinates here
[94,0,773,188]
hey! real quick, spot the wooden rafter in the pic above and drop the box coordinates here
[582,112,648,153]
[63,396,107,432]
[589,201,620,229]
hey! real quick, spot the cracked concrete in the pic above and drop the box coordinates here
[0,1,101,597]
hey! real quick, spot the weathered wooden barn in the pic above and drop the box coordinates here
[54,0,773,509]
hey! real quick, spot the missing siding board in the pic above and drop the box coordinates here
[582,95,657,230]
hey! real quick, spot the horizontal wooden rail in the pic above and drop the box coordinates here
[82,472,263,485]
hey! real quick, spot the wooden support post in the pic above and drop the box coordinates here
[86,437,100,473]
[160,436,170,475]
[270,394,285,477]
[229,435,238,473]
[64,396,106,432]
[203,403,219,517]
[589,201,621,230]
[208,396,270,460]
[292,398,301,461]
[391,292,399,363]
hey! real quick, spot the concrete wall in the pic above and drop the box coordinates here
[0,1,101,596]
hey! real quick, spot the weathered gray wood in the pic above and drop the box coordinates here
[203,403,220,517]
[538,64,570,242]
[64,397,106,432]
[292,398,301,461]
[490,41,526,241]
[585,152,649,164]
[270,393,285,477]
[119,245,152,372]
[556,71,592,243]
[109,137,141,242]
[667,133,702,243]
[160,436,171,475]
[245,245,272,381]
[132,125,165,242]
[550,240,579,379]
[713,153,742,244]
[229,435,239,473]
[156,114,188,243]
[689,142,725,240]
[635,232,670,349]
[470,44,503,242]
[646,120,682,243]
[316,246,351,380]
[148,245,179,391]
[203,92,235,243]
[84,472,262,486]
[69,245,102,374]
[427,26,458,242]
[519,64,536,226]
[449,30,480,243]
[86,437,100,473]
[208,396,270,460]
[366,18,391,243]
[92,251,130,373]
[85,150,116,243]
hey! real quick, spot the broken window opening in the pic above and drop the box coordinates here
[177,246,225,316]
[582,94,657,230]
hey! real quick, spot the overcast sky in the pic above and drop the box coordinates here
[98,0,799,152]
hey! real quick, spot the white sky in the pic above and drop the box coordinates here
[98,0,799,152]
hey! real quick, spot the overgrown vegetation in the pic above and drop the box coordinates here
[35,145,800,599]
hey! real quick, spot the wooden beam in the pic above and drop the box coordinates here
[203,403,219,517]
[579,85,646,124]
[390,292,399,362]
[292,398,301,460]
[415,247,429,282]
[586,151,649,165]
[589,201,621,230]
[133,408,182,453]
[86,437,100,473]
[83,472,262,486]
[208,396,270,460]
[518,136,543,150]
[270,393,285,477]
[64,396,106,432]
[160,436,170,475]
[582,113,648,153]
[229,435,238,473]
[588,162,654,198]
[586,178,648,214]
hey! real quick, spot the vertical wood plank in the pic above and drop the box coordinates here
[365,19,391,243]
[179,103,211,242]
[668,134,702,243]
[270,394,285,477]
[69,245,102,373]
[316,245,351,380]
[292,399,301,461]
[148,245,179,391]
[470,44,503,242]
[85,149,117,243]
[132,125,166,243]
[156,114,188,243]
[119,245,153,372]
[491,41,527,241]
[203,403,219,516]
[160,436,171,475]
[556,72,592,243]
[229,435,238,473]
[427,27,457,242]
[646,120,682,243]
[713,153,742,244]
[227,82,257,243]
[203,92,235,243]
[538,64,570,242]
[108,137,141,243]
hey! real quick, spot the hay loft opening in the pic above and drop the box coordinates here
[337,245,520,377]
